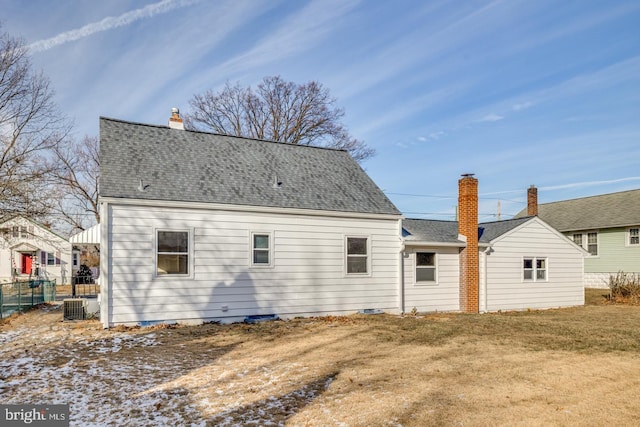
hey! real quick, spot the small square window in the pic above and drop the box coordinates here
[524,258,547,282]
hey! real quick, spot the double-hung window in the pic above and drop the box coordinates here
[346,237,368,274]
[416,252,436,283]
[523,257,547,282]
[157,230,189,275]
[628,228,639,246]
[251,233,271,266]
[572,234,583,247]
[587,232,598,256]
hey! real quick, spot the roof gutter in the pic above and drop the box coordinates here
[403,240,466,248]
[99,196,403,221]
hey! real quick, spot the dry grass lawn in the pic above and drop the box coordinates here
[1,288,639,426]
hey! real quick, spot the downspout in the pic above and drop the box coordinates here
[399,242,405,315]
[482,246,492,313]
[99,201,109,328]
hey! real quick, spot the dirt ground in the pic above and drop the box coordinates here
[1,293,639,426]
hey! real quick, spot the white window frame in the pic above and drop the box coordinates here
[47,252,56,266]
[523,257,548,282]
[572,233,583,247]
[415,251,438,285]
[72,252,80,268]
[345,235,370,276]
[154,228,193,278]
[627,227,640,247]
[587,232,598,256]
[250,231,273,268]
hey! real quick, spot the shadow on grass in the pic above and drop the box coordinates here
[203,371,338,426]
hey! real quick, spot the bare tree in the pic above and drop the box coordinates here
[48,135,99,231]
[0,28,69,220]
[186,76,375,162]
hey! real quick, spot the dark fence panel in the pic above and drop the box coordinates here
[0,280,56,319]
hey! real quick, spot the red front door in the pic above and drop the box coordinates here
[21,253,32,275]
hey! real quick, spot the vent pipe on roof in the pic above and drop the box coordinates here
[168,107,185,130]
[272,174,283,189]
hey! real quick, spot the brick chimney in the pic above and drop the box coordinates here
[458,174,479,313]
[168,107,184,130]
[527,185,538,216]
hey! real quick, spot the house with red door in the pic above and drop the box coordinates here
[0,216,72,284]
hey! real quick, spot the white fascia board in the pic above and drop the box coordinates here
[403,240,466,248]
[99,197,403,221]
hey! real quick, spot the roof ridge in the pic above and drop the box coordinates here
[99,116,349,153]
[539,188,640,206]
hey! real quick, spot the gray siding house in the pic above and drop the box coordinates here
[517,188,640,288]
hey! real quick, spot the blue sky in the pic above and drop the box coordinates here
[3,0,639,221]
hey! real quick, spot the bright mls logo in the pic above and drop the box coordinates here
[1,405,69,426]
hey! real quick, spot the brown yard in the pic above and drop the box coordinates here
[1,289,639,426]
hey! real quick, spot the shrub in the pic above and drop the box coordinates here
[608,271,640,304]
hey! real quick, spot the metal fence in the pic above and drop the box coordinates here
[0,280,56,319]
[71,275,99,297]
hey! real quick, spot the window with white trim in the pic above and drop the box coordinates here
[72,252,80,268]
[628,228,639,246]
[157,230,189,275]
[523,257,547,281]
[346,237,368,274]
[587,232,598,256]
[572,233,583,247]
[416,252,436,283]
[251,233,271,266]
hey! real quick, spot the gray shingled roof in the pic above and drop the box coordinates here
[515,189,640,231]
[402,219,461,244]
[478,217,532,242]
[402,217,532,244]
[99,118,400,216]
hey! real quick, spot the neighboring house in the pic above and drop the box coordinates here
[0,216,72,284]
[98,112,586,328]
[98,112,403,328]
[69,223,101,278]
[516,187,640,288]
[401,177,586,314]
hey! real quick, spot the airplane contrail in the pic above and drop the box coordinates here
[28,0,200,53]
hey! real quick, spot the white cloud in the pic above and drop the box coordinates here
[211,0,361,78]
[478,113,504,122]
[540,177,640,192]
[512,102,532,111]
[28,0,201,53]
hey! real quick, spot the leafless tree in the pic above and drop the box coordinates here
[48,135,99,232]
[0,28,69,220]
[186,76,375,162]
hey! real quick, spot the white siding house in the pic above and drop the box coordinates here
[480,217,586,311]
[0,216,72,284]
[401,214,586,314]
[98,115,585,327]
[99,116,402,327]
